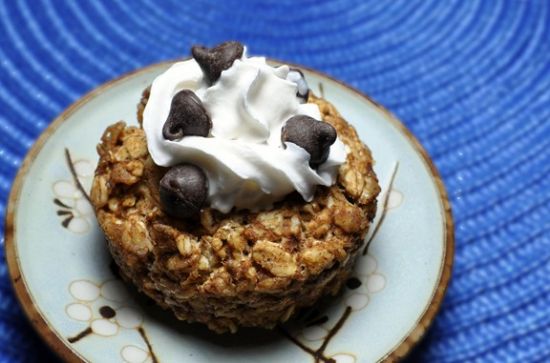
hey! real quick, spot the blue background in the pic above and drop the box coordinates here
[1,0,549,362]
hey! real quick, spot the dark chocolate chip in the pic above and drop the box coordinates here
[191,41,244,84]
[287,68,309,102]
[281,115,337,167]
[159,164,208,218]
[162,90,211,140]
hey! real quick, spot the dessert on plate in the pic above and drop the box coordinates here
[90,41,380,333]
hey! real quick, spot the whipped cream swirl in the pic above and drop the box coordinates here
[143,53,347,213]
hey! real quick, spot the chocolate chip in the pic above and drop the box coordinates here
[287,68,309,102]
[191,41,244,84]
[159,164,208,218]
[281,115,337,167]
[163,90,211,140]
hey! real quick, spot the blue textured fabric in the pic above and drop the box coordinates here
[1,1,549,362]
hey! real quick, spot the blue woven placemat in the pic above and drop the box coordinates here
[1,1,549,362]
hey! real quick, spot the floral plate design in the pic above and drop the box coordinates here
[5,60,453,363]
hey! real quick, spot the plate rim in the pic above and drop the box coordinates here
[4,59,454,363]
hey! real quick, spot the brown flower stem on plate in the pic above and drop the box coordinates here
[138,326,159,363]
[316,306,352,357]
[65,148,91,203]
[67,327,92,343]
[277,327,324,359]
[279,306,353,363]
[363,162,399,255]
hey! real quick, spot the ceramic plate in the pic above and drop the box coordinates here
[5,60,453,363]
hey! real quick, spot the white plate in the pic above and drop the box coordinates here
[5,60,453,363]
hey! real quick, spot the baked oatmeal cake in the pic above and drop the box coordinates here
[90,41,380,333]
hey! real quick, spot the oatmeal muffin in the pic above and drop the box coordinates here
[90,42,380,333]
